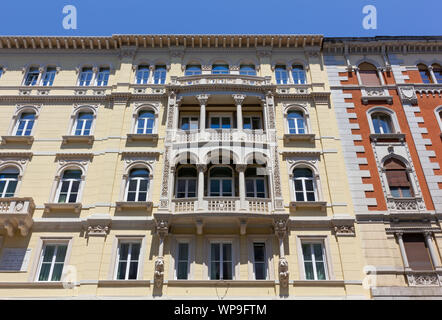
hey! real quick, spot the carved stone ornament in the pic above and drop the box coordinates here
[86,225,109,237]
[278,257,289,288]
[156,220,169,238]
[407,273,440,286]
[334,225,355,236]
[274,219,287,238]
[398,86,417,105]
[154,257,165,288]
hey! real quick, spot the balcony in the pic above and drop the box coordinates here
[169,129,268,145]
[387,197,425,213]
[406,270,442,287]
[361,86,393,104]
[0,197,35,236]
[172,198,272,214]
[170,74,271,87]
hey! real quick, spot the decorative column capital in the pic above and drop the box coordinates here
[274,219,288,239]
[235,164,247,172]
[196,164,207,173]
[196,94,210,106]
[156,220,169,239]
[423,231,433,238]
[232,94,246,106]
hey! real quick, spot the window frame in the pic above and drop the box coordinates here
[77,66,95,86]
[275,65,289,84]
[96,67,110,86]
[371,112,394,134]
[41,66,57,86]
[135,65,150,84]
[114,240,142,280]
[185,65,202,76]
[175,167,197,199]
[179,115,200,131]
[286,110,307,134]
[208,240,234,280]
[252,242,268,280]
[125,167,151,202]
[292,167,317,202]
[153,65,167,84]
[243,115,262,130]
[300,240,329,281]
[239,65,257,76]
[13,111,36,136]
[208,166,234,197]
[175,241,190,280]
[291,65,306,84]
[23,66,41,86]
[72,112,94,136]
[209,113,233,130]
[55,169,83,204]
[0,167,20,198]
[35,241,69,282]
[135,110,156,134]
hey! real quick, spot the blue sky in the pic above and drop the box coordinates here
[0,0,440,36]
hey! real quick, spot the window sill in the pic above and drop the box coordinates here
[289,201,327,211]
[62,135,94,145]
[126,133,159,143]
[166,280,276,286]
[1,135,34,145]
[115,201,153,212]
[44,202,82,214]
[369,133,405,142]
[283,133,315,142]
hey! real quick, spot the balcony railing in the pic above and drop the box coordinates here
[170,75,271,87]
[0,197,35,236]
[361,86,393,104]
[172,197,272,214]
[387,197,425,213]
[169,129,268,144]
[406,270,442,287]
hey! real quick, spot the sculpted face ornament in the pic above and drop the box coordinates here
[278,257,289,288]
[154,257,165,288]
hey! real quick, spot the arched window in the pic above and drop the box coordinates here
[287,111,306,134]
[136,110,155,134]
[209,166,233,197]
[371,112,393,134]
[418,64,432,84]
[384,158,413,198]
[73,112,94,136]
[15,112,36,136]
[126,168,150,202]
[240,65,256,76]
[358,62,381,86]
[176,167,197,198]
[153,65,167,84]
[245,167,267,198]
[0,167,19,197]
[185,65,202,76]
[56,169,82,203]
[136,65,150,84]
[432,64,442,83]
[212,64,229,75]
[275,65,288,84]
[78,67,94,86]
[42,66,56,86]
[96,67,110,86]
[24,67,40,86]
[293,168,316,201]
[291,65,306,84]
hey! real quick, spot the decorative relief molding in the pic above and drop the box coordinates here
[85,224,110,237]
[154,257,165,288]
[278,257,289,288]
[334,225,356,236]
[398,86,418,105]
[273,219,287,238]
[159,148,170,209]
[407,273,441,287]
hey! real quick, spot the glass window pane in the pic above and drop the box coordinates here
[210,180,220,196]
[51,263,64,281]
[211,261,220,280]
[255,263,266,280]
[55,245,67,262]
[177,261,188,279]
[222,118,231,129]
[38,263,51,281]
[5,180,17,197]
[211,118,220,129]
[304,262,314,280]
[137,192,147,202]
[302,244,311,261]
[246,179,255,197]
[222,262,232,280]
[128,262,138,279]
[117,262,127,280]
[211,243,220,261]
[400,187,412,197]
[295,192,305,201]
[43,245,56,262]
[131,244,141,261]
[222,180,232,196]
[119,243,129,260]
[316,262,326,280]
[178,243,188,261]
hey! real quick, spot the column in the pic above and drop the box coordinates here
[377,67,386,85]
[148,65,154,84]
[287,66,294,84]
[233,94,245,130]
[396,232,410,269]
[197,164,206,210]
[428,66,437,84]
[274,220,289,287]
[354,67,362,85]
[197,94,209,131]
[424,232,441,268]
[154,220,168,288]
[236,164,247,211]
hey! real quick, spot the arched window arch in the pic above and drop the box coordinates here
[72,110,94,136]
[275,65,288,84]
[291,65,306,84]
[212,64,229,75]
[24,66,41,86]
[292,167,316,201]
[240,65,256,76]
[0,166,20,197]
[136,65,150,84]
[358,62,381,86]
[14,111,36,136]
[417,64,433,84]
[185,65,202,76]
[245,166,267,198]
[78,66,94,86]
[287,110,306,134]
[153,65,167,84]
[125,167,150,202]
[56,169,83,203]
[432,63,442,83]
[371,112,393,134]
[175,166,197,198]
[42,66,57,86]
[384,158,413,198]
[209,166,234,197]
[135,109,155,134]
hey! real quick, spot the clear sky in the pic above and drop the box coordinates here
[0,0,440,37]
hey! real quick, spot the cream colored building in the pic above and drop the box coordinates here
[0,35,367,299]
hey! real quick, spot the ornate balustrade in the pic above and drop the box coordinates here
[406,271,442,287]
[169,129,268,144]
[172,197,272,214]
[170,75,271,87]
[361,86,393,104]
[387,197,425,213]
[0,197,35,236]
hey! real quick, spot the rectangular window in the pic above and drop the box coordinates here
[176,242,189,280]
[37,243,68,282]
[96,67,110,86]
[79,68,94,86]
[253,242,267,280]
[42,67,56,86]
[115,242,141,280]
[136,66,150,84]
[180,117,199,130]
[153,66,167,84]
[275,66,288,84]
[210,116,231,129]
[403,234,433,270]
[301,242,327,280]
[210,242,232,280]
[243,116,262,130]
[24,67,40,86]
[209,179,233,197]
[74,113,93,136]
[176,179,197,198]
[246,178,266,198]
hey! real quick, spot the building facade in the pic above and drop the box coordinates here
[324,36,442,299]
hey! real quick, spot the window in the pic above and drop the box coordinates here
[185,65,202,76]
[209,167,233,197]
[153,65,167,84]
[73,112,93,136]
[37,243,68,282]
[126,168,149,202]
[291,65,306,84]
[293,168,316,201]
[245,167,267,198]
[384,158,413,198]
[78,67,94,86]
[15,112,35,136]
[24,67,40,86]
[212,64,229,75]
[57,170,82,203]
[180,116,199,130]
[418,64,432,84]
[0,167,19,198]
[302,242,327,280]
[371,112,393,134]
[176,167,197,198]
[243,116,262,130]
[210,116,232,129]
[432,64,442,84]
[42,67,56,86]
[115,242,141,280]
[176,242,189,280]
[136,65,150,84]
[96,67,110,86]
[240,65,256,76]
[403,234,433,270]
[287,111,305,134]
[136,111,155,134]
[253,242,267,280]
[0,67,3,79]
[358,62,381,86]
[210,242,232,280]
[275,65,288,84]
